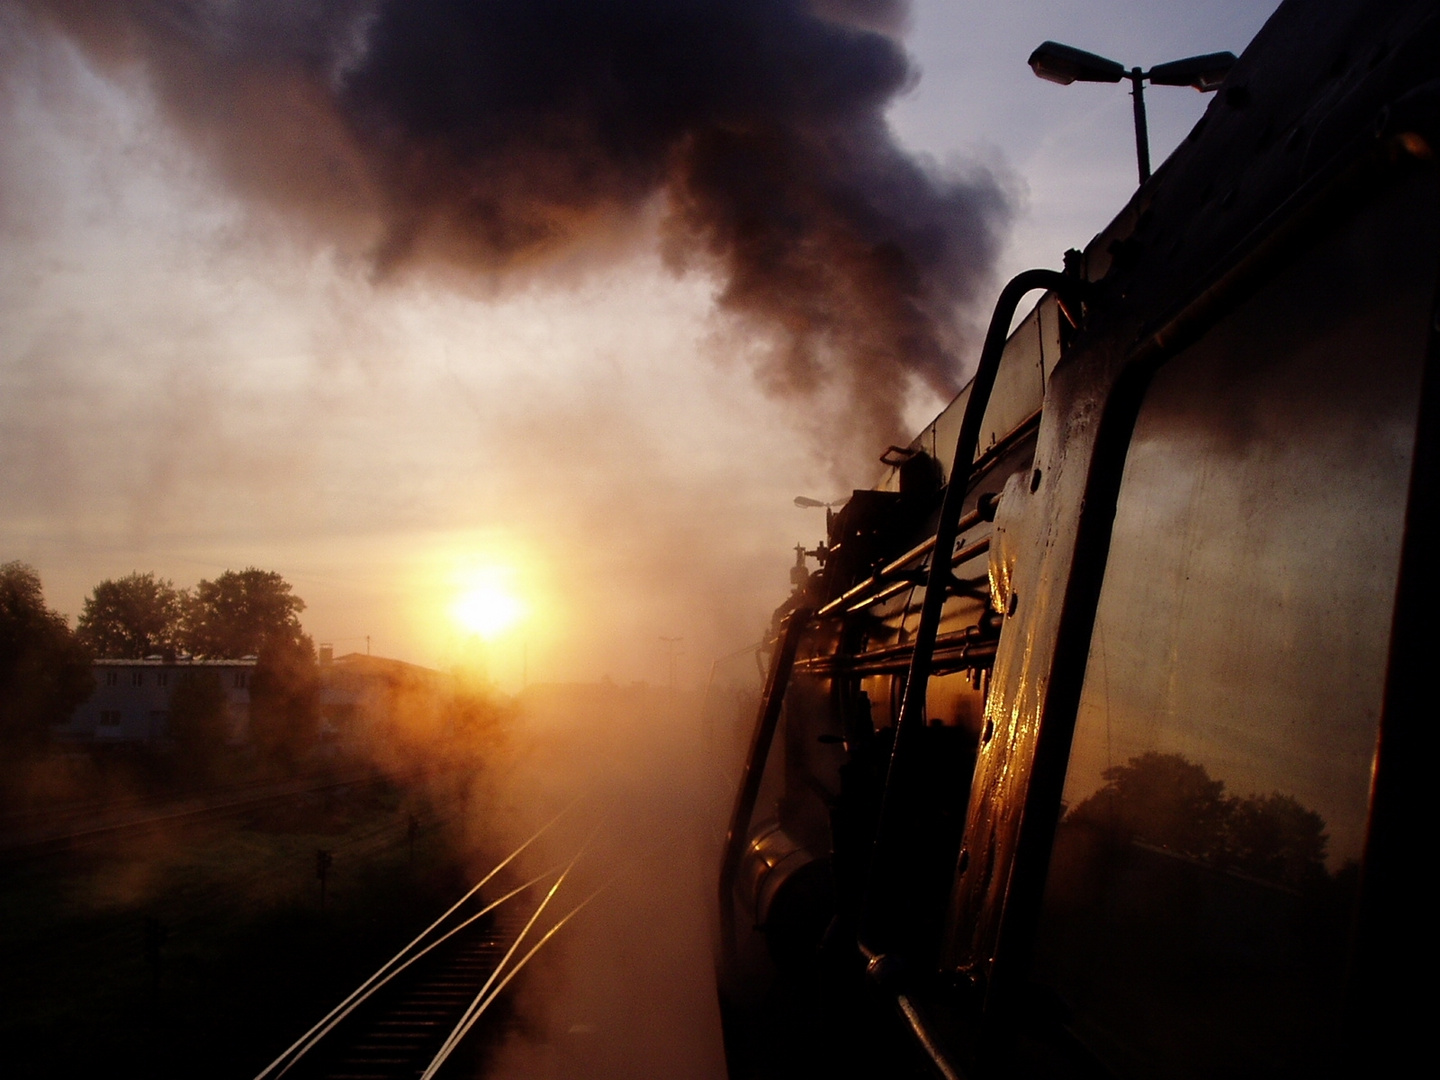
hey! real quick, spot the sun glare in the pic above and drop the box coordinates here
[418,539,547,680]
[452,574,525,640]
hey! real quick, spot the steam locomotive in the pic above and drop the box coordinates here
[716,1,1440,1077]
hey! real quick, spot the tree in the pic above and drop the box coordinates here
[249,636,319,767]
[168,669,229,767]
[182,568,308,659]
[1226,792,1329,888]
[76,572,184,659]
[1067,750,1334,889]
[0,561,93,755]
[1068,751,1232,861]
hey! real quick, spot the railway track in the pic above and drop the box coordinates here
[256,801,609,1080]
[284,908,525,1080]
[0,768,433,862]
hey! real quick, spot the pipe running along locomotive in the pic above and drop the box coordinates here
[717,1,1440,1077]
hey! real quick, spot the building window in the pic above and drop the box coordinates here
[99,710,121,727]
[234,671,247,689]
[132,670,144,687]
[156,672,169,688]
[105,671,119,687]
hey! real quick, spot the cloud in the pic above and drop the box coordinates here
[15,0,1013,455]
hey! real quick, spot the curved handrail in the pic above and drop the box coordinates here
[716,607,814,975]
[861,268,1088,949]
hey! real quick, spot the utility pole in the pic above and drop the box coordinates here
[660,636,683,693]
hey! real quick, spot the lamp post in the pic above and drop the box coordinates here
[1028,41,1237,184]
[794,494,843,536]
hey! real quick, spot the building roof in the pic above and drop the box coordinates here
[327,653,442,679]
[92,657,257,666]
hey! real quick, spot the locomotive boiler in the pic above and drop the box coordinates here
[716,1,1440,1077]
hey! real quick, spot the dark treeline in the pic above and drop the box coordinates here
[2,561,510,807]
[76,568,309,662]
[78,567,320,770]
[0,561,321,785]
[0,562,93,758]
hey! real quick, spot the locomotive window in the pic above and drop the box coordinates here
[1028,177,1438,1079]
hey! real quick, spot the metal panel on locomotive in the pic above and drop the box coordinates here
[715,2,1440,1077]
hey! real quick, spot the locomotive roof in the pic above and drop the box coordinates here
[1077,0,1437,316]
[882,0,1438,493]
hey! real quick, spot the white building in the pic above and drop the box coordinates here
[59,651,448,749]
[59,658,256,744]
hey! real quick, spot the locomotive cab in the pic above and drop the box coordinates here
[717,2,1440,1077]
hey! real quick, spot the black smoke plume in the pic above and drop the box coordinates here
[18,0,1012,457]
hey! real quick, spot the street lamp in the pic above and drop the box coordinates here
[1028,41,1237,184]
[795,493,843,535]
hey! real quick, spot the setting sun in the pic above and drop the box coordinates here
[410,537,552,684]
[452,573,525,640]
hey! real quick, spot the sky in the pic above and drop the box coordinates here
[0,0,1281,690]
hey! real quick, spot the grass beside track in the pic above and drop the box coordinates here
[0,775,491,1079]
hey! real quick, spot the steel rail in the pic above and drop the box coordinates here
[839,641,997,678]
[253,796,586,1080]
[793,626,998,678]
[265,867,559,1079]
[419,826,603,1080]
[816,509,998,618]
[0,765,371,834]
[844,537,994,616]
[0,768,428,862]
[419,876,617,1080]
